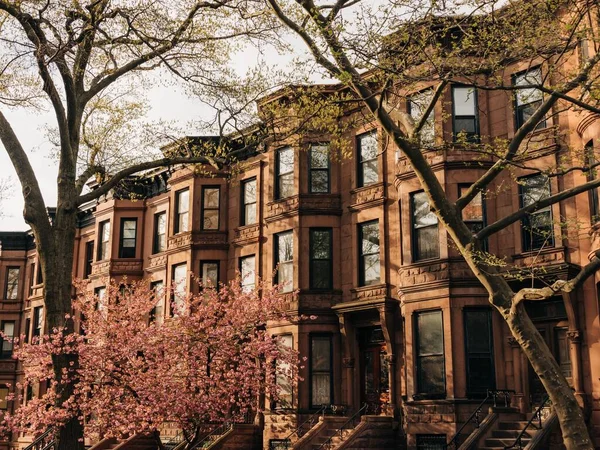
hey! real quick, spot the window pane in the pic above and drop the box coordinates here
[311,144,329,168]
[6,268,19,300]
[521,175,551,208]
[465,311,491,353]
[245,204,256,225]
[241,256,256,292]
[203,188,219,208]
[417,311,443,355]
[311,230,331,259]
[420,355,445,394]
[311,261,331,289]
[244,179,257,203]
[0,387,8,410]
[277,232,293,262]
[102,222,110,242]
[276,335,293,408]
[312,337,331,370]
[413,192,438,228]
[416,227,440,260]
[201,263,218,287]
[358,132,378,161]
[178,190,189,213]
[361,222,379,255]
[173,264,187,312]
[460,188,483,222]
[278,263,293,292]
[179,212,189,233]
[203,210,219,230]
[278,147,294,174]
[311,170,329,193]
[361,160,379,185]
[311,373,331,406]
[515,68,543,106]
[454,117,477,135]
[363,254,380,285]
[157,213,166,234]
[123,220,136,239]
[279,173,294,198]
[453,87,476,116]
[410,90,435,145]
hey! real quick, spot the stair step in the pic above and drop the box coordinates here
[497,421,530,430]
[491,429,532,439]
[486,437,530,447]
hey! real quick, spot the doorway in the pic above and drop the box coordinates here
[359,327,390,414]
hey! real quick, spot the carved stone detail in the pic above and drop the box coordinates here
[148,254,167,269]
[234,224,261,244]
[349,183,385,210]
[567,330,582,343]
[111,260,143,273]
[91,260,110,275]
[193,232,228,247]
[265,194,342,221]
[342,357,355,368]
[298,292,342,309]
[168,232,193,250]
[350,285,387,301]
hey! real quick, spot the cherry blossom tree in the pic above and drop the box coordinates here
[2,276,299,448]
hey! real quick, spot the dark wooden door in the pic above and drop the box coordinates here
[360,344,389,414]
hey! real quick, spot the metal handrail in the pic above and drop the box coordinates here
[504,395,550,450]
[282,404,328,448]
[24,428,55,450]
[318,403,368,450]
[446,389,515,450]
[190,421,233,450]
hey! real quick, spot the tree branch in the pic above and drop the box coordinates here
[412,80,447,139]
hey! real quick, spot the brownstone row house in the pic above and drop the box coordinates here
[1,21,600,450]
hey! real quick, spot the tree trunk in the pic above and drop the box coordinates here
[36,207,86,450]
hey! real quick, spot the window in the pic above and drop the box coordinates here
[309,144,330,193]
[0,386,8,410]
[310,229,333,290]
[32,306,43,339]
[95,287,107,315]
[412,191,439,261]
[119,219,137,258]
[153,213,167,253]
[240,255,256,292]
[269,440,289,450]
[514,67,545,130]
[464,309,495,396]
[202,187,220,230]
[29,263,35,295]
[174,189,190,234]
[84,241,94,278]
[357,131,378,187]
[200,261,219,288]
[520,174,554,251]
[459,185,485,235]
[241,178,257,226]
[276,147,294,200]
[4,267,19,300]
[452,86,479,142]
[36,261,43,285]
[150,281,165,324]
[24,318,31,344]
[415,310,445,396]
[358,221,380,286]
[97,221,110,260]
[0,322,15,358]
[586,141,599,222]
[275,334,293,408]
[172,263,187,315]
[274,231,293,292]
[310,335,333,407]
[409,89,435,146]
[416,434,446,449]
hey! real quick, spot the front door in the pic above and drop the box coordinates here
[359,327,390,414]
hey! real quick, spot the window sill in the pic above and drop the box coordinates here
[411,393,447,402]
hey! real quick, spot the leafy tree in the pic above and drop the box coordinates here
[265,0,600,448]
[2,276,298,449]
[0,1,277,448]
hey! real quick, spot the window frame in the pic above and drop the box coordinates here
[97,220,111,261]
[118,218,137,259]
[201,186,221,231]
[153,212,167,254]
[241,177,257,226]
[239,255,256,292]
[458,184,486,242]
[275,147,295,200]
[414,309,446,398]
[586,141,599,222]
[513,66,546,131]
[29,263,35,296]
[309,333,334,408]
[519,173,554,252]
[199,260,220,288]
[84,241,95,278]
[464,308,496,397]
[451,85,480,142]
[309,228,333,290]
[149,280,165,324]
[358,220,381,287]
[309,143,331,194]
[274,230,294,293]
[408,89,436,147]
[273,334,294,409]
[32,306,43,339]
[174,188,190,234]
[411,191,440,262]
[0,385,9,410]
[356,131,379,188]
[4,267,20,300]
[171,263,187,316]
[0,321,15,359]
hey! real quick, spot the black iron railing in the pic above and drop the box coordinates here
[504,395,550,450]
[446,389,515,450]
[281,404,328,449]
[24,428,56,450]
[318,403,368,450]
[189,411,253,450]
